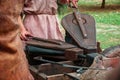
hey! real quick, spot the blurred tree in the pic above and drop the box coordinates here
[57,0,68,15]
[101,0,105,8]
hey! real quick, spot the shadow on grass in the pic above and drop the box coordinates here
[78,4,120,12]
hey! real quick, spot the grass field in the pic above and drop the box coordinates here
[58,0,120,49]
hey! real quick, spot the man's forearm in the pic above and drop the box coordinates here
[18,16,26,31]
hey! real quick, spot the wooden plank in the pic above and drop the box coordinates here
[26,39,76,51]
[38,61,75,75]
[65,48,83,60]
[47,74,64,80]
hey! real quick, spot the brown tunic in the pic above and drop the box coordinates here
[0,0,33,80]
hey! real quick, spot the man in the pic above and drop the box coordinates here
[0,0,33,80]
[19,0,78,41]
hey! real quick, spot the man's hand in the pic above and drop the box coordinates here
[67,0,78,8]
[20,29,32,41]
[60,0,78,8]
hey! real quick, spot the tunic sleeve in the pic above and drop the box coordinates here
[59,0,68,4]
[23,0,58,15]
[23,0,36,14]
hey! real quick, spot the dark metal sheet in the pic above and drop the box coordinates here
[61,11,97,50]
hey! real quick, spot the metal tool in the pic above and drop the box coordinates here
[34,57,107,72]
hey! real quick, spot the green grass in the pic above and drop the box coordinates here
[78,0,120,5]
[87,12,120,26]
[96,23,120,49]
[58,0,120,49]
